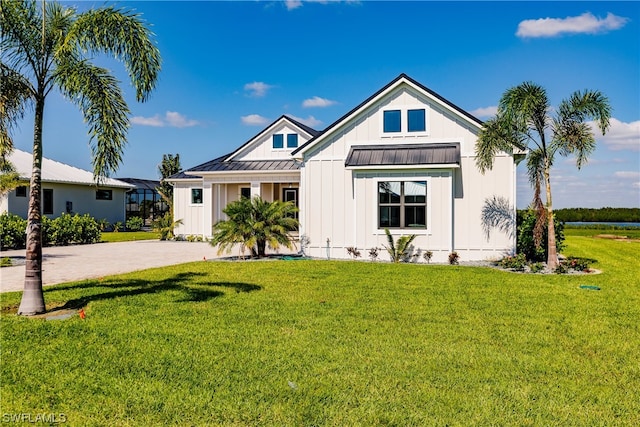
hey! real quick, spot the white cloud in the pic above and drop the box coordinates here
[131,112,199,128]
[131,115,164,127]
[470,106,497,118]
[303,96,337,108]
[241,114,269,126]
[165,111,199,128]
[517,12,629,38]
[285,0,303,10]
[590,118,640,151]
[244,82,273,98]
[614,171,640,179]
[287,115,323,128]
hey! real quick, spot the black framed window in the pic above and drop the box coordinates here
[191,188,203,204]
[383,110,401,133]
[96,189,113,200]
[408,109,426,132]
[272,134,284,149]
[240,187,251,199]
[287,134,298,148]
[43,189,53,215]
[378,181,426,229]
[16,186,27,197]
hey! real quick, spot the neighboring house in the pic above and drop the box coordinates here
[168,74,519,262]
[117,178,169,225]
[1,149,133,224]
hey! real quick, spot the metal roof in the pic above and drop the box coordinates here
[345,143,460,167]
[170,155,300,177]
[9,149,134,188]
[116,177,161,191]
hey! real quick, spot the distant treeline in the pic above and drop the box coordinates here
[517,207,640,223]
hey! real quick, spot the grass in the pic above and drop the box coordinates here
[100,231,160,243]
[1,231,639,426]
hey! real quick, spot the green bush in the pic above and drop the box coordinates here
[0,212,101,248]
[516,209,565,262]
[499,253,527,271]
[73,214,102,244]
[0,212,27,250]
[126,216,144,232]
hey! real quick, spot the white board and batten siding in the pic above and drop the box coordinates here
[299,80,516,262]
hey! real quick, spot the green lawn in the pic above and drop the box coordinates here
[1,232,639,426]
[100,231,160,243]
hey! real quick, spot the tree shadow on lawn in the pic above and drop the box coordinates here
[45,272,262,312]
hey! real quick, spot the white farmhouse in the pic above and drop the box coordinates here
[2,149,133,224]
[169,74,518,262]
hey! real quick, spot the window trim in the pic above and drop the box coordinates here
[190,188,203,205]
[380,106,429,136]
[272,134,284,149]
[43,188,54,215]
[372,177,431,235]
[286,133,299,148]
[96,189,113,200]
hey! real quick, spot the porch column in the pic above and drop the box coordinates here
[202,179,213,239]
[250,181,261,199]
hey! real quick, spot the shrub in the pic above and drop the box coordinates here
[186,234,203,242]
[72,214,101,244]
[423,250,433,263]
[564,256,596,272]
[368,247,379,261]
[49,213,77,245]
[346,247,361,259]
[499,253,527,271]
[0,212,27,250]
[517,209,565,262]
[529,262,545,273]
[383,228,417,263]
[448,251,460,265]
[1,257,13,267]
[126,216,144,232]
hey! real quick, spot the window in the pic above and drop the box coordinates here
[383,110,401,133]
[96,189,113,200]
[241,187,251,199]
[272,134,284,149]
[43,189,53,215]
[191,188,203,204]
[287,134,298,148]
[408,109,426,132]
[16,186,27,197]
[378,181,426,229]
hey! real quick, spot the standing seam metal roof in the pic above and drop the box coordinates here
[345,143,460,167]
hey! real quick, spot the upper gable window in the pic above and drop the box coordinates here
[383,110,401,133]
[272,134,284,149]
[408,109,426,132]
[287,134,298,148]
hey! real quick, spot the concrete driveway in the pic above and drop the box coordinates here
[1,240,216,293]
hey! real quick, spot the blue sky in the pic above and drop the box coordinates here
[11,1,640,208]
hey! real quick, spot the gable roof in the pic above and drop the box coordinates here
[9,149,134,189]
[292,73,483,156]
[224,114,320,162]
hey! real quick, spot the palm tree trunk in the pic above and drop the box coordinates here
[544,163,559,270]
[18,96,46,315]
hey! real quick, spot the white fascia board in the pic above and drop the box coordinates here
[225,116,316,162]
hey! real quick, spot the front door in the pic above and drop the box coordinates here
[283,188,298,221]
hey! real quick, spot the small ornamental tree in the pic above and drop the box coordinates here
[211,197,298,258]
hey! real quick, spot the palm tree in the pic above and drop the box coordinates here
[476,82,611,269]
[383,228,417,263]
[211,197,298,258]
[0,1,160,315]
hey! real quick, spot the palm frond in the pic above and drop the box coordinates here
[55,59,129,179]
[63,6,161,102]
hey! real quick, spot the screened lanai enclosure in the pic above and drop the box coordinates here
[118,178,169,225]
